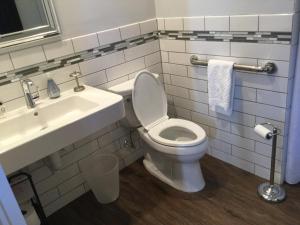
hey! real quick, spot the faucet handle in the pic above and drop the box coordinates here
[29,84,40,100]
[33,86,40,100]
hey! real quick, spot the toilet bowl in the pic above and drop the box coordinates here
[132,71,208,192]
[108,70,208,192]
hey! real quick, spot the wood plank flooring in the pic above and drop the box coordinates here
[48,155,300,225]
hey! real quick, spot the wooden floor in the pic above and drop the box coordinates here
[48,156,300,225]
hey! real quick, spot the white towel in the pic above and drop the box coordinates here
[207,59,235,116]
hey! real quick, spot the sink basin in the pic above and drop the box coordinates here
[0,96,98,147]
[0,85,125,174]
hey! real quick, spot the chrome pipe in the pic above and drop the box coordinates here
[190,55,276,74]
[21,79,39,109]
[270,127,278,185]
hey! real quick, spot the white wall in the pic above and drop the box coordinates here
[155,0,296,17]
[53,0,156,38]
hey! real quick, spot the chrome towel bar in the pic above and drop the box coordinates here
[190,55,276,74]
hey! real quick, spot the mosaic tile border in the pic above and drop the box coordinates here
[0,29,292,86]
[0,31,159,86]
[159,30,292,44]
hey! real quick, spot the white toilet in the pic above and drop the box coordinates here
[109,70,208,192]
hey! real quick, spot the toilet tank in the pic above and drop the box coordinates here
[108,79,140,128]
[108,73,160,128]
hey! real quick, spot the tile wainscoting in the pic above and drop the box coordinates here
[159,13,298,188]
[28,123,145,216]
[0,13,298,215]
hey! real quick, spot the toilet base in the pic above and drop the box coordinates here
[143,158,205,193]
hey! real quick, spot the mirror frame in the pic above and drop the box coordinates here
[0,0,61,54]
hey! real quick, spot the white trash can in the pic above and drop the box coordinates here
[79,154,119,204]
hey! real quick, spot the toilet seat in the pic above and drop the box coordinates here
[132,70,207,147]
[148,118,206,147]
[132,70,168,131]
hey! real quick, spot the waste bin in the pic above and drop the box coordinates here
[79,154,119,204]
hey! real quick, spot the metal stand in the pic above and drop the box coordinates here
[8,172,49,225]
[257,125,286,203]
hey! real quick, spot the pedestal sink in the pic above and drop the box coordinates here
[0,85,125,174]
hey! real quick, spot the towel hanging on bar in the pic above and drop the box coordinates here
[207,59,235,116]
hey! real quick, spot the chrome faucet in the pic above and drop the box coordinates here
[21,79,39,108]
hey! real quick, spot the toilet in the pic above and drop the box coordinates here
[109,70,208,192]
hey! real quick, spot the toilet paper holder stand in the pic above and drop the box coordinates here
[255,122,286,203]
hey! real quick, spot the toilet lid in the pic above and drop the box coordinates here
[132,71,168,130]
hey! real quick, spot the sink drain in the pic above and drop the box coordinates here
[34,112,38,116]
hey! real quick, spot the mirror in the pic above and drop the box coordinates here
[0,0,60,52]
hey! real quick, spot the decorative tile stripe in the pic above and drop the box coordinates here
[159,30,292,44]
[0,29,292,86]
[0,31,159,86]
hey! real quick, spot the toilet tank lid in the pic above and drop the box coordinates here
[108,73,160,96]
[108,79,135,96]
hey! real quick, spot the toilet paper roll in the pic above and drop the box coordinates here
[254,125,272,139]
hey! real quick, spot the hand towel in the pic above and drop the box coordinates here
[207,59,235,116]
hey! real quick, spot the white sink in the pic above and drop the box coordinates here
[0,85,125,174]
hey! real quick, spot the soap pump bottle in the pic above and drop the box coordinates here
[47,74,60,99]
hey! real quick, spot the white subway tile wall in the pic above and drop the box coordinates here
[186,41,230,55]
[43,40,75,60]
[140,19,158,35]
[72,33,100,52]
[124,40,160,61]
[230,15,258,31]
[259,14,293,32]
[231,43,291,60]
[0,54,14,73]
[157,15,294,186]
[205,16,230,31]
[183,17,205,31]
[0,14,296,216]
[10,46,46,69]
[120,23,141,40]
[164,18,184,30]
[157,18,165,30]
[160,39,185,52]
[97,28,122,46]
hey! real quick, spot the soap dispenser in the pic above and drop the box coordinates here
[47,74,60,99]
